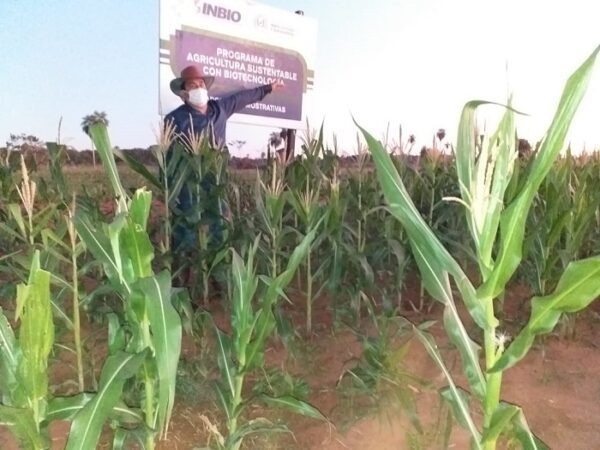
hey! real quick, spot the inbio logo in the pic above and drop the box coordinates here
[201,3,242,22]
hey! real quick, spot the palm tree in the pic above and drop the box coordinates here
[81,111,109,167]
[267,129,286,163]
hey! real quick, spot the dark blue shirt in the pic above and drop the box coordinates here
[164,84,273,148]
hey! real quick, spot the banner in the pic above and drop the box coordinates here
[159,0,317,129]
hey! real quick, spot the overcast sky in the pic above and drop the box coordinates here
[1,0,599,156]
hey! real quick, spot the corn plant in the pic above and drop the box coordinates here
[255,157,289,280]
[288,179,323,334]
[361,45,600,449]
[0,251,53,449]
[66,122,183,449]
[337,312,427,433]
[210,230,325,450]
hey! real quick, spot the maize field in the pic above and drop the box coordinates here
[1,47,600,450]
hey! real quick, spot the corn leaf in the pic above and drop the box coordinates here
[230,241,259,363]
[259,395,327,421]
[214,327,235,405]
[89,123,128,212]
[17,253,53,425]
[458,102,517,274]
[121,216,154,279]
[45,393,94,421]
[481,402,519,444]
[107,313,127,354]
[511,409,549,450]
[0,308,21,404]
[65,350,146,450]
[74,213,123,288]
[492,255,600,372]
[114,147,162,190]
[113,426,147,450]
[479,44,599,299]
[414,327,482,448]
[45,392,144,425]
[135,271,182,436]
[0,405,46,450]
[226,418,289,448]
[129,188,152,232]
[8,203,27,240]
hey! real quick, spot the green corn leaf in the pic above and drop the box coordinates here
[46,142,70,199]
[511,409,549,450]
[214,382,233,422]
[113,426,147,450]
[107,313,126,354]
[414,327,482,448]
[0,221,25,242]
[88,123,129,212]
[31,205,57,238]
[8,203,27,240]
[259,395,327,421]
[214,326,235,401]
[110,402,145,425]
[269,225,319,295]
[479,401,547,448]
[0,308,21,404]
[492,255,600,372]
[135,271,182,436]
[114,147,162,190]
[230,243,259,361]
[360,125,486,400]
[226,417,290,448]
[40,228,70,252]
[108,213,132,285]
[470,104,516,273]
[17,252,54,425]
[129,188,152,230]
[65,350,146,450]
[479,44,599,300]
[121,216,154,279]
[0,405,46,450]
[45,393,94,421]
[165,147,192,206]
[439,387,471,432]
[74,213,123,289]
[481,402,519,444]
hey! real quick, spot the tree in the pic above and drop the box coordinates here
[6,133,45,167]
[81,111,109,166]
[267,129,286,162]
[227,139,246,155]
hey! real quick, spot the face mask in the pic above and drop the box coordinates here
[187,88,209,106]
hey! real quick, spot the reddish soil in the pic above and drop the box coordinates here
[1,283,599,450]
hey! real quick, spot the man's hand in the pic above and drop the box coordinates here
[271,79,285,92]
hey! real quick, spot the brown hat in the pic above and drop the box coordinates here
[169,65,215,95]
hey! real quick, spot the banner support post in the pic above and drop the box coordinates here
[284,9,305,161]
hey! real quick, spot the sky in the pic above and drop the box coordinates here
[1,0,599,156]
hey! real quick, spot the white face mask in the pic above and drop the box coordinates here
[187,88,209,106]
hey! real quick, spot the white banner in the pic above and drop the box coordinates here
[159,0,317,129]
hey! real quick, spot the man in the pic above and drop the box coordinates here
[164,65,283,285]
[165,64,284,148]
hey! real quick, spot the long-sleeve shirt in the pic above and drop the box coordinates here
[164,84,273,148]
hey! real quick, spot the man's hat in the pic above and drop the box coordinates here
[169,65,215,95]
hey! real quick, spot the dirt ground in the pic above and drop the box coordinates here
[1,283,599,450]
